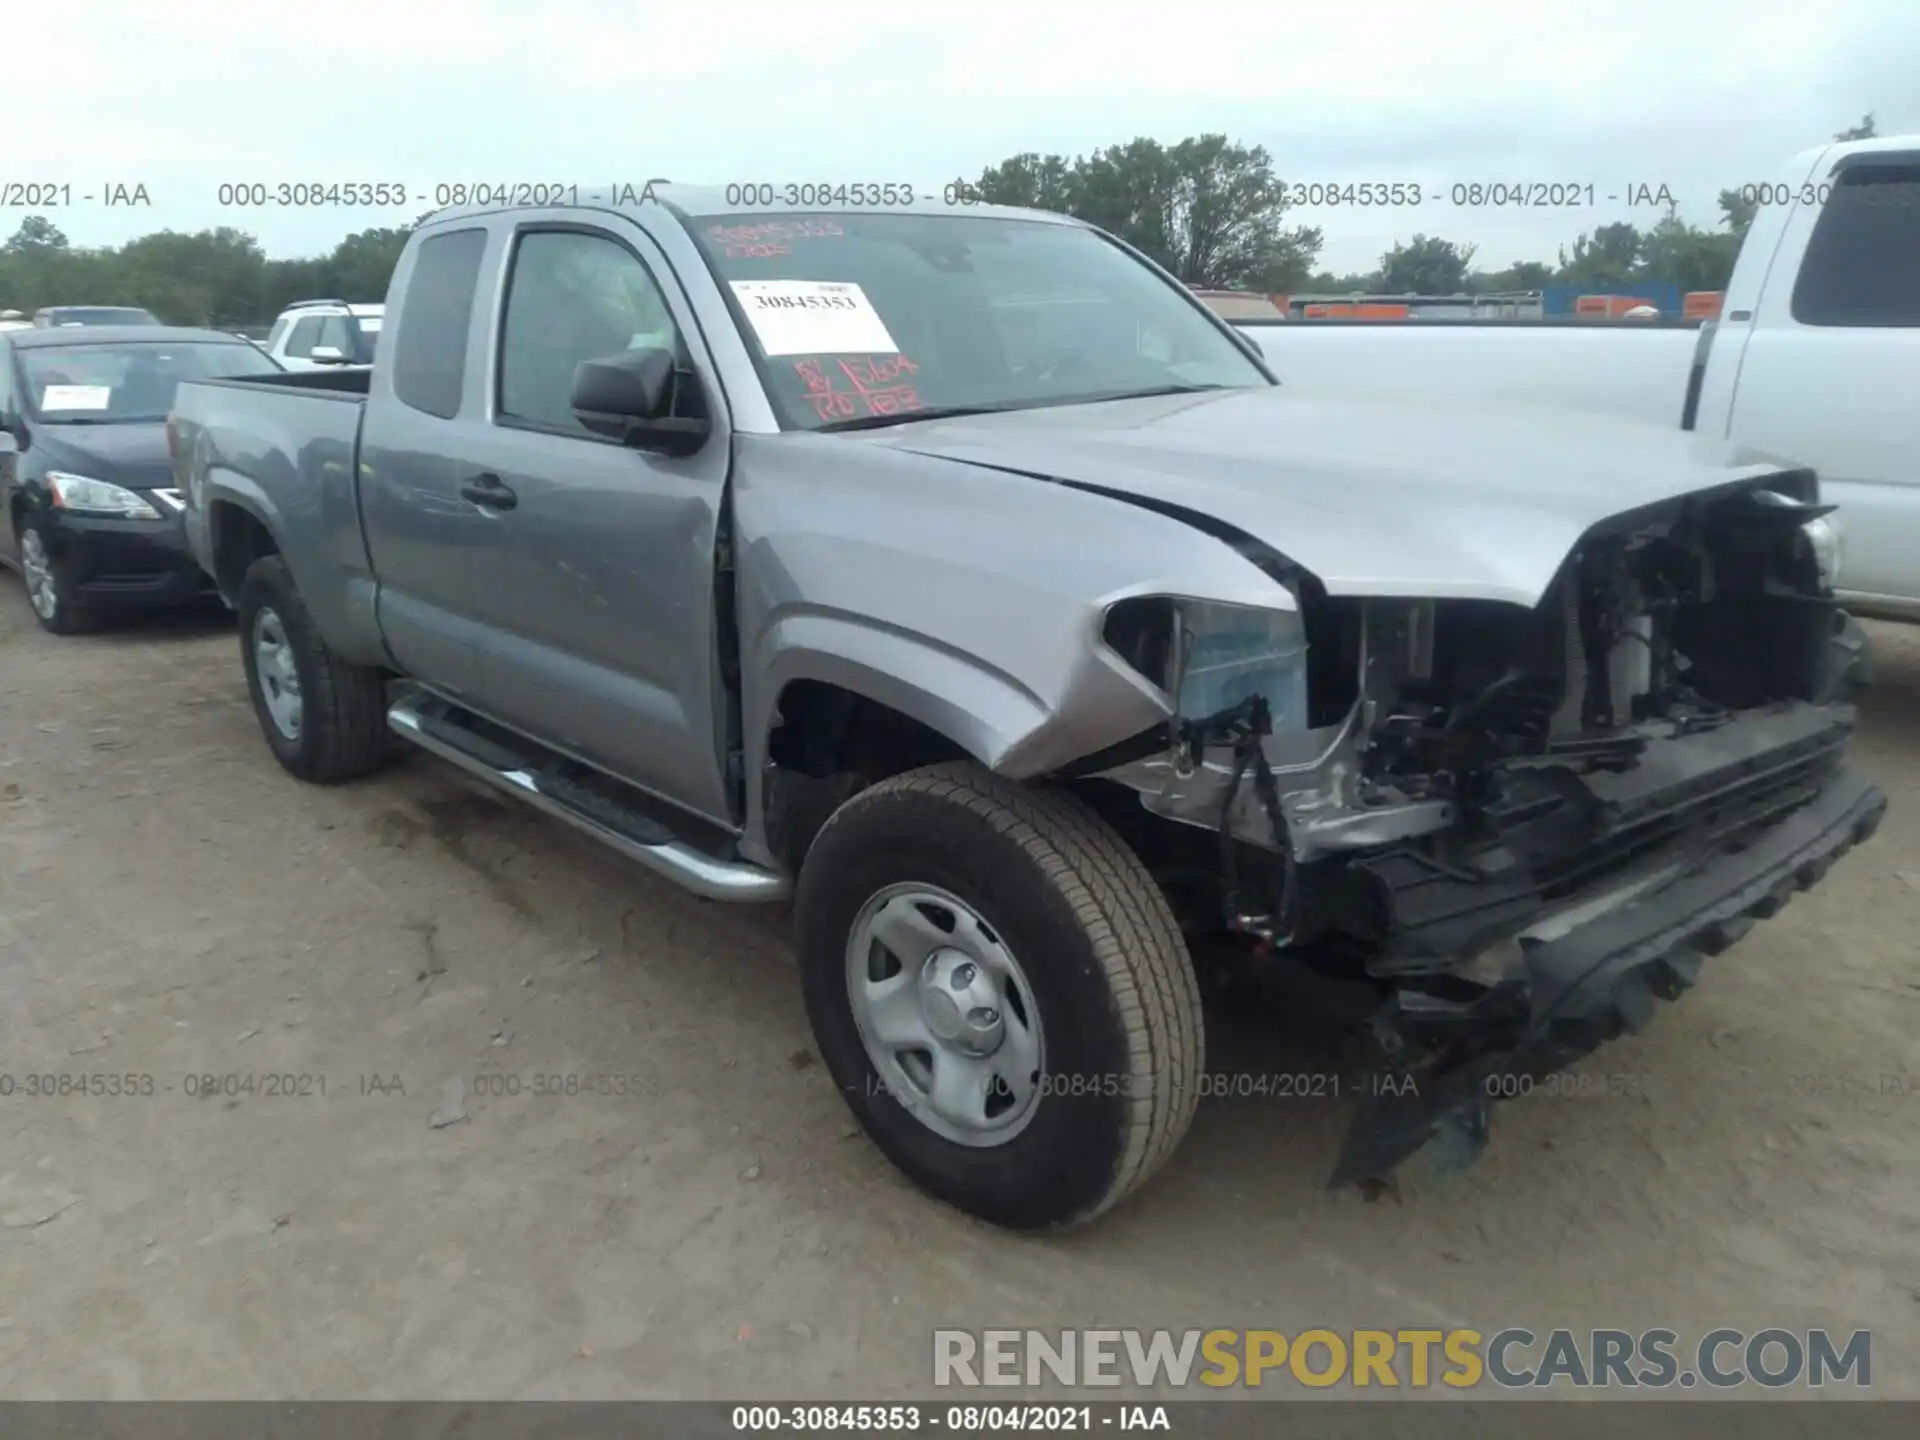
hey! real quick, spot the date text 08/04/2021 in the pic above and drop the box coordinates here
[731,1404,1168,1432]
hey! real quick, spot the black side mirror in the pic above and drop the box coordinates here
[570,347,710,457]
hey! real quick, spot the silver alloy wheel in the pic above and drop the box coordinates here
[252,606,303,740]
[20,529,57,620]
[846,882,1046,1147]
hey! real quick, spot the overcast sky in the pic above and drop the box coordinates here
[18,0,1919,276]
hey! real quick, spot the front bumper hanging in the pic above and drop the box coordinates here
[1331,763,1888,1187]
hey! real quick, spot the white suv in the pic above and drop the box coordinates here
[262,300,383,370]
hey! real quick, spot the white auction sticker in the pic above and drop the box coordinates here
[41,384,112,410]
[729,280,898,356]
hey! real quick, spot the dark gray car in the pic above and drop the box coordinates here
[169,189,1884,1230]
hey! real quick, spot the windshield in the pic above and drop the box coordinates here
[43,307,160,326]
[689,212,1270,429]
[20,341,283,423]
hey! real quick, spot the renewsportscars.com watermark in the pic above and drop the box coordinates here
[933,1327,1872,1391]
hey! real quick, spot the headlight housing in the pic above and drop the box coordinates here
[1803,514,1842,590]
[1104,597,1310,731]
[45,471,161,520]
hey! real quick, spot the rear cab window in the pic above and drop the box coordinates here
[1791,161,1920,327]
[392,228,488,418]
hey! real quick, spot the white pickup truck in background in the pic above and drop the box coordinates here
[1233,135,1920,619]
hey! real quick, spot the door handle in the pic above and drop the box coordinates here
[459,473,517,510]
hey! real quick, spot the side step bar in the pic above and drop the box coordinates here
[387,693,790,903]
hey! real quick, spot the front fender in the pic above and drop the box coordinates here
[755,610,1060,774]
[728,431,1303,866]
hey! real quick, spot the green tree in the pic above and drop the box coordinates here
[1557,222,1643,287]
[1306,269,1383,292]
[971,152,1076,213]
[4,216,70,254]
[1473,260,1554,292]
[971,133,1321,289]
[1834,112,1877,141]
[325,226,411,304]
[1636,205,1739,291]
[1377,234,1477,293]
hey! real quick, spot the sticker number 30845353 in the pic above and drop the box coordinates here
[729,280,898,356]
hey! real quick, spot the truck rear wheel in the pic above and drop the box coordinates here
[236,555,389,783]
[795,762,1204,1229]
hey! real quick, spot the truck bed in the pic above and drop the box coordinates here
[191,366,373,397]
[171,368,373,649]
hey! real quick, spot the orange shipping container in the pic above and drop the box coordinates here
[1577,294,1658,318]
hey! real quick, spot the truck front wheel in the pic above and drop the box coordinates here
[796,763,1204,1229]
[236,555,389,783]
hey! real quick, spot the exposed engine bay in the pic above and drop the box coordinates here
[1088,474,1881,1183]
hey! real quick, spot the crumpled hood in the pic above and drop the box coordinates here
[873,387,1801,607]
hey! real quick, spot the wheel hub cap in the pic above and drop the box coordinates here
[252,607,303,739]
[846,884,1046,1148]
[919,949,1005,1055]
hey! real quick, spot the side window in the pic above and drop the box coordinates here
[497,229,689,436]
[0,346,14,417]
[1791,163,1920,327]
[316,315,357,354]
[265,316,291,352]
[284,317,323,358]
[393,227,488,419]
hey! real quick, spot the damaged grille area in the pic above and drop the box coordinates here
[1332,481,1853,969]
[1087,471,1882,1189]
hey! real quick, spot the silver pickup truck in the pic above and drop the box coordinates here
[171,189,1885,1230]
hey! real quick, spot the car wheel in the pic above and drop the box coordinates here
[236,554,390,783]
[17,514,94,636]
[796,762,1204,1230]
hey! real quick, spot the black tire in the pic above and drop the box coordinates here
[236,554,389,783]
[796,762,1204,1230]
[16,511,95,636]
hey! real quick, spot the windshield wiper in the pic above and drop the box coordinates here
[1089,383,1231,402]
[812,384,1231,435]
[814,404,1012,434]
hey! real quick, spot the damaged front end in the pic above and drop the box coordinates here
[1094,476,1886,1186]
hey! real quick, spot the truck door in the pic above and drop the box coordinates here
[1722,151,1920,612]
[455,217,736,828]
[354,224,498,699]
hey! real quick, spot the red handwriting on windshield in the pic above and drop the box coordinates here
[793,354,922,421]
[708,219,844,260]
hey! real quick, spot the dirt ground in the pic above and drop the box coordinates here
[1,581,1917,1403]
